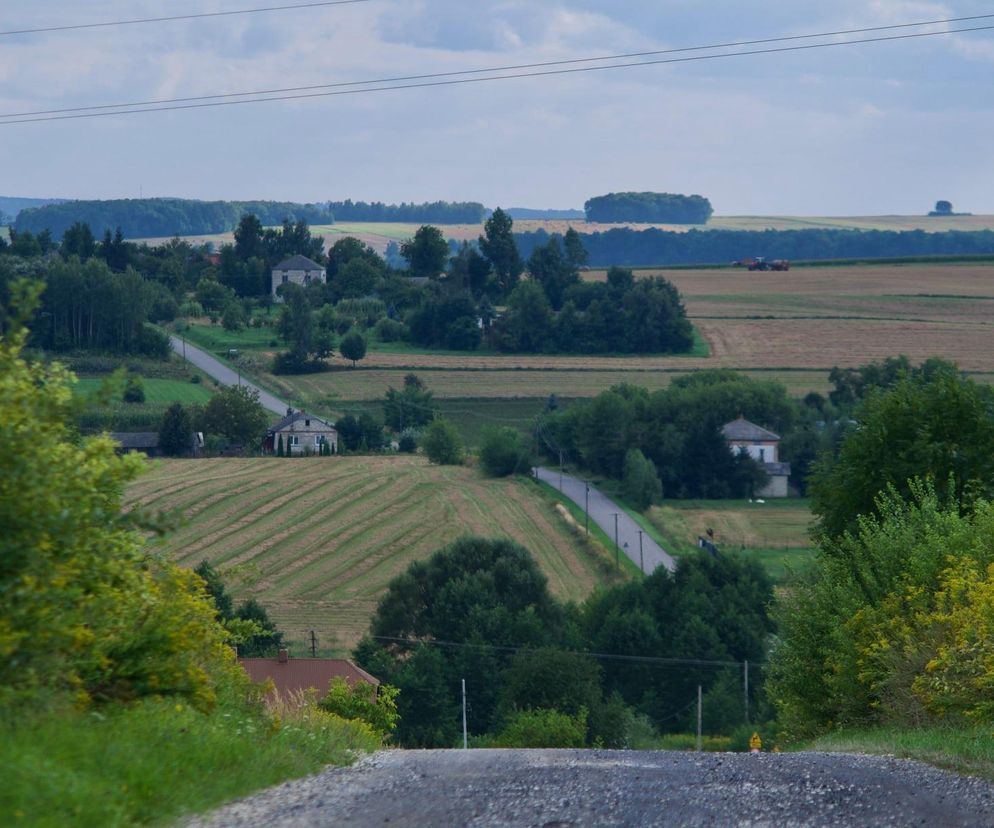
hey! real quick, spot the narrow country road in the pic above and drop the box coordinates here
[535,467,675,573]
[170,334,289,416]
[187,749,994,827]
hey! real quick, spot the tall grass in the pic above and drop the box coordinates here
[1,698,379,828]
[809,726,994,780]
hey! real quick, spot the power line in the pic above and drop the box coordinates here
[0,0,373,38]
[3,14,991,121]
[372,635,756,669]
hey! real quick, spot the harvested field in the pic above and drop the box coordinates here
[129,457,619,653]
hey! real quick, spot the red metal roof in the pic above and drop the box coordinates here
[239,656,379,699]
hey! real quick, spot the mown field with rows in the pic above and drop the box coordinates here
[128,456,622,654]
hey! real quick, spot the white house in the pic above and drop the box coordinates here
[265,410,338,455]
[721,416,792,498]
[271,255,326,301]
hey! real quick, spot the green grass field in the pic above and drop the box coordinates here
[75,377,213,405]
[127,456,622,654]
[647,499,816,579]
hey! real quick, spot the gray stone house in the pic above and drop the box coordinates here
[271,255,326,301]
[721,416,792,498]
[265,410,338,455]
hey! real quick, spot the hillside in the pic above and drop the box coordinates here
[127,456,619,653]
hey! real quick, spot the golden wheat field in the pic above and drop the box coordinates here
[129,456,617,653]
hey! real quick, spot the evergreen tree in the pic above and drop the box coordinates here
[159,403,192,457]
[276,433,284,457]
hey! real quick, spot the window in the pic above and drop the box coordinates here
[305,419,311,427]
[314,436,322,446]
[281,273,288,285]
[758,448,766,462]
[289,435,299,446]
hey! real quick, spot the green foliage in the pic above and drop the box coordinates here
[478,426,531,477]
[810,364,994,538]
[221,301,246,332]
[276,433,284,457]
[400,225,449,279]
[0,696,378,828]
[334,413,383,452]
[158,403,192,457]
[479,208,523,295]
[122,374,145,404]
[622,448,662,510]
[495,708,588,748]
[0,282,244,711]
[356,537,569,747]
[382,373,436,430]
[422,418,464,465]
[584,192,714,224]
[767,484,994,737]
[319,678,399,740]
[339,329,367,367]
[200,385,269,447]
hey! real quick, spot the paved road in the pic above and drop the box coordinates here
[188,749,994,827]
[170,334,289,416]
[535,467,675,574]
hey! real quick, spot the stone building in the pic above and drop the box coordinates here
[721,416,792,498]
[271,255,326,300]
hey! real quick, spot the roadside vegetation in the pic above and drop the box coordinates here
[0,284,388,828]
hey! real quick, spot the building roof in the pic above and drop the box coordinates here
[273,254,324,272]
[111,432,159,449]
[721,417,781,443]
[268,410,336,434]
[239,656,379,698]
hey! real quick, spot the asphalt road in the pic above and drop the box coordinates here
[535,467,675,574]
[170,334,289,416]
[188,748,994,827]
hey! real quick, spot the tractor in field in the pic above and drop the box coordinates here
[732,257,791,272]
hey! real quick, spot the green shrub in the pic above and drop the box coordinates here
[622,448,661,510]
[318,678,399,740]
[422,418,464,465]
[122,374,145,404]
[478,426,531,477]
[495,708,587,748]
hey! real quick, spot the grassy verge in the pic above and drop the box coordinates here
[532,478,641,579]
[1,698,379,828]
[809,726,994,781]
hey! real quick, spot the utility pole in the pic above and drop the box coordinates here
[696,685,703,752]
[584,480,590,536]
[310,630,317,658]
[744,660,750,724]
[613,513,620,569]
[559,450,564,492]
[638,530,644,574]
[461,679,468,750]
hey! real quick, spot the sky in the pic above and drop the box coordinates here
[2,0,994,215]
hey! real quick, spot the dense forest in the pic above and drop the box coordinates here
[14,199,334,239]
[327,200,485,223]
[584,192,714,224]
[516,226,994,267]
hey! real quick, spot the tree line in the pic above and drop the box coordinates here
[357,535,773,748]
[515,226,994,267]
[14,199,334,239]
[327,200,486,224]
[584,192,714,224]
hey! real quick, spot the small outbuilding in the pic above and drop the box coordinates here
[265,409,338,455]
[721,416,792,498]
[271,254,326,300]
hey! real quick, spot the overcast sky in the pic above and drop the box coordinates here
[2,0,993,214]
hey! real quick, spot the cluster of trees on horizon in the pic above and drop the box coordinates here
[584,192,714,224]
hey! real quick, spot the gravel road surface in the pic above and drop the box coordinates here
[187,748,994,827]
[170,334,289,416]
[534,468,675,574]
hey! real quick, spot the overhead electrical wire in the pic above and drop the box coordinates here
[0,0,373,38]
[4,13,994,121]
[2,17,993,125]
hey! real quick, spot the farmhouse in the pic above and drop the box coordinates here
[265,409,338,455]
[271,254,326,300]
[721,416,792,498]
[239,649,379,702]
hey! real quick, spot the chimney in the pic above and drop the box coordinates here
[278,648,289,663]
